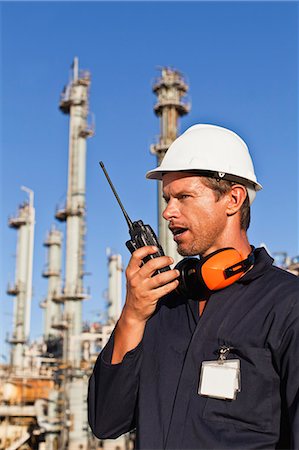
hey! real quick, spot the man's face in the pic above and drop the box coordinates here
[162,172,230,257]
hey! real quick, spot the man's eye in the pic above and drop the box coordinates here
[180,194,190,200]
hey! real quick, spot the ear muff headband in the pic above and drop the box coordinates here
[175,248,254,300]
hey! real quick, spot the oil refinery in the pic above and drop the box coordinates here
[1,59,298,450]
[0,60,192,450]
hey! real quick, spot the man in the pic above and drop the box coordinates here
[88,124,299,449]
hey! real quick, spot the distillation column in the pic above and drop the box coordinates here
[56,56,93,367]
[150,68,190,264]
[107,253,123,324]
[41,226,63,341]
[56,57,93,450]
[6,187,35,373]
[104,253,126,450]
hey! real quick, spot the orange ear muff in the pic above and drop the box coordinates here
[201,248,248,290]
[175,248,254,300]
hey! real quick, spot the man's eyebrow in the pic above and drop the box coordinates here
[166,189,196,197]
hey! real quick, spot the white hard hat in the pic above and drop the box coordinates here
[146,124,262,204]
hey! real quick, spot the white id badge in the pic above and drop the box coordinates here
[198,359,240,400]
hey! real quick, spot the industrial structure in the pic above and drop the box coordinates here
[41,226,63,342]
[106,252,123,324]
[1,61,298,450]
[0,58,126,450]
[55,56,94,450]
[6,186,35,373]
[150,67,190,263]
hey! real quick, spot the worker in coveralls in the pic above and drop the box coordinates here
[88,124,299,449]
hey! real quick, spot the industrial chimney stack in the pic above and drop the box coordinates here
[56,57,94,450]
[41,226,63,341]
[150,67,190,264]
[6,187,35,373]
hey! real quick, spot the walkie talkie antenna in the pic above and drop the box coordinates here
[99,161,134,230]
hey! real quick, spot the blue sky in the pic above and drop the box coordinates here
[1,1,298,358]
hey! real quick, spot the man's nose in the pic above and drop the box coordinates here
[162,199,179,221]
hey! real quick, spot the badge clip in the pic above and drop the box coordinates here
[218,346,231,364]
[198,346,241,400]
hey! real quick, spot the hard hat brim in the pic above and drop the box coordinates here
[146,167,262,191]
[146,168,262,206]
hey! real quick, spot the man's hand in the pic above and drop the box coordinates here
[124,245,180,323]
[111,246,180,364]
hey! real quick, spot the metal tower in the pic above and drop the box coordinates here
[107,252,123,324]
[56,57,94,450]
[41,226,63,341]
[6,187,35,372]
[56,56,93,367]
[150,67,190,263]
[103,251,127,450]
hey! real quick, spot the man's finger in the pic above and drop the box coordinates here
[151,279,180,299]
[148,269,180,289]
[138,255,174,278]
[126,246,159,274]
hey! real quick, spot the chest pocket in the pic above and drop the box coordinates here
[201,346,275,432]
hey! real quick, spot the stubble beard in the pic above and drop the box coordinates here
[176,224,225,257]
[176,238,208,257]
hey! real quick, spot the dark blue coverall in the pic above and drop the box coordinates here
[88,248,299,449]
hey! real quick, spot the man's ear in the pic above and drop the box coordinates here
[226,184,247,216]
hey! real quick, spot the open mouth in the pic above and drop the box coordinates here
[170,227,188,240]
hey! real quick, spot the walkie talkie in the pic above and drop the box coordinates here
[99,162,170,274]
